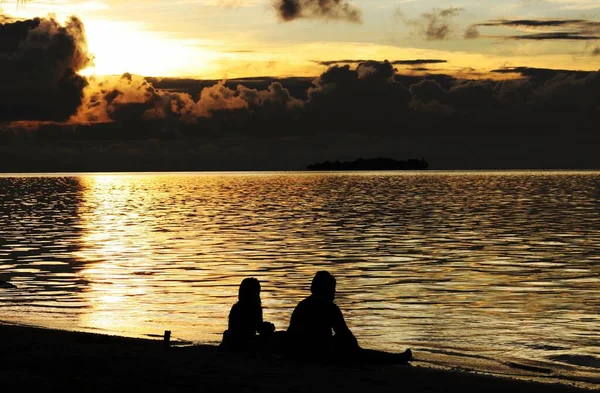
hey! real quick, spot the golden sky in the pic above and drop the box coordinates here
[3,0,600,78]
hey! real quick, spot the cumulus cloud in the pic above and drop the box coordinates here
[409,79,448,104]
[0,15,92,122]
[304,60,412,132]
[531,69,600,112]
[71,72,302,127]
[398,7,463,40]
[2,54,600,171]
[237,82,302,111]
[193,81,249,117]
[71,73,198,124]
[274,0,361,23]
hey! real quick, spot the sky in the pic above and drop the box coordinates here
[0,0,599,171]
[2,0,600,78]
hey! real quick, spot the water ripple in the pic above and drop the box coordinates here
[0,171,598,384]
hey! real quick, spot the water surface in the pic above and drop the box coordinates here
[0,171,598,386]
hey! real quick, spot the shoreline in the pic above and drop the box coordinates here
[0,322,593,392]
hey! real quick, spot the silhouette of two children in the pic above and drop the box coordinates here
[220,271,412,364]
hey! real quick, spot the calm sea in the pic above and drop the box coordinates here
[0,172,598,386]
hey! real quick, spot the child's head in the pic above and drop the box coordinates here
[310,271,336,301]
[238,277,261,304]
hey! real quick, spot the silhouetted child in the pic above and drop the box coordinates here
[285,271,412,364]
[220,277,276,353]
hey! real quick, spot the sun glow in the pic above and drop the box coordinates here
[81,19,220,77]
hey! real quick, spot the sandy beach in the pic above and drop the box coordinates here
[0,323,593,393]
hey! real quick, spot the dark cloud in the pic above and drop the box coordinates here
[398,7,463,40]
[508,32,599,40]
[593,47,600,55]
[409,79,448,104]
[305,60,411,129]
[532,68,600,113]
[274,0,361,23]
[315,59,447,66]
[404,65,600,116]
[392,59,448,66]
[481,19,585,28]
[313,59,370,66]
[464,24,480,39]
[467,18,600,41]
[491,66,593,84]
[0,15,92,122]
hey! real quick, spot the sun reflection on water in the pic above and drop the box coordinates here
[75,175,153,336]
[73,174,253,340]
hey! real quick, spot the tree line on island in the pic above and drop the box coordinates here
[306,157,428,171]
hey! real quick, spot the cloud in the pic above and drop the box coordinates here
[479,19,600,29]
[532,68,600,112]
[71,72,302,127]
[481,19,577,28]
[467,18,600,41]
[0,15,92,122]
[593,46,600,55]
[71,73,199,124]
[305,60,412,132]
[274,0,361,23]
[409,79,448,104]
[3,57,600,171]
[237,81,302,111]
[314,59,447,66]
[491,66,592,81]
[391,59,448,66]
[398,7,463,40]
[193,81,249,117]
[464,24,480,39]
[508,32,599,40]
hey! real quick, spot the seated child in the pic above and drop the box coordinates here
[220,277,275,352]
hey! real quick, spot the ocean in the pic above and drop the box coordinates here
[0,171,598,387]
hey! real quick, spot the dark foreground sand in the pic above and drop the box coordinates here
[0,323,593,393]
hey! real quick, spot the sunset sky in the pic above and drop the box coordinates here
[4,0,600,78]
[1,0,599,171]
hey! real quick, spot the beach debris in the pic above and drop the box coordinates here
[164,330,171,348]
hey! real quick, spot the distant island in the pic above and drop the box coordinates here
[306,157,428,171]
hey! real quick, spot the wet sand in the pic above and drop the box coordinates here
[0,323,592,393]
